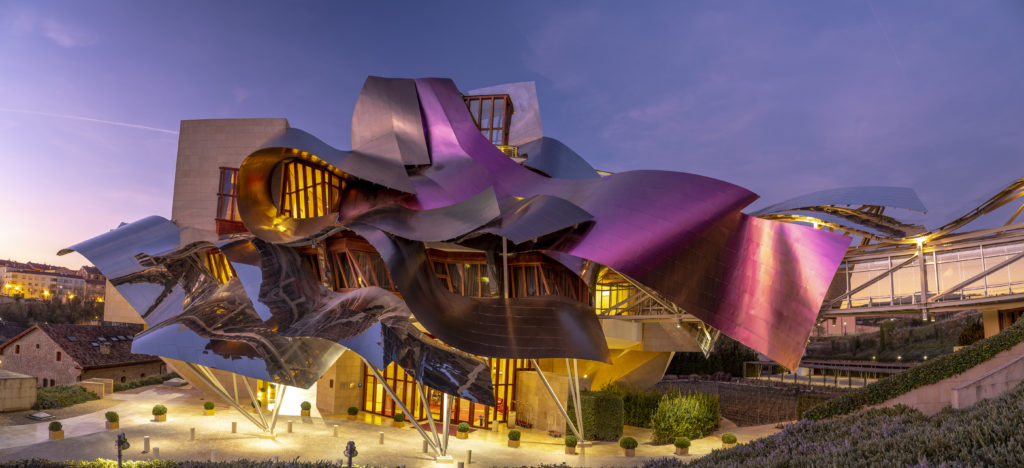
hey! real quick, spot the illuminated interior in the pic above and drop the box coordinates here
[278,159,344,219]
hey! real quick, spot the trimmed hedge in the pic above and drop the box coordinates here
[804,318,1024,420]
[566,390,624,441]
[204,402,214,410]
[674,437,690,449]
[347,406,359,416]
[508,429,521,441]
[113,373,179,392]
[565,435,577,447]
[152,405,167,416]
[457,422,469,432]
[653,379,1024,467]
[48,422,62,432]
[35,385,99,410]
[619,436,638,449]
[721,433,737,444]
[650,391,719,444]
[105,412,118,423]
[300,401,311,411]
[602,384,661,428]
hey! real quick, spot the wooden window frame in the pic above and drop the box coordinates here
[464,94,514,146]
[279,159,344,219]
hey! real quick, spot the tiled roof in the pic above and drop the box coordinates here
[0,322,31,343]
[35,324,159,369]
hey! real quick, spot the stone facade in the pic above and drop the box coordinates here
[0,328,80,386]
[315,351,363,415]
[0,370,36,412]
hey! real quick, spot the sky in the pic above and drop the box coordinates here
[0,1,1022,268]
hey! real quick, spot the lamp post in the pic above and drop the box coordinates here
[116,432,130,468]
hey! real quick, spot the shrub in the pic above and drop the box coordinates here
[104,412,118,423]
[112,373,179,392]
[958,322,985,346]
[152,405,167,416]
[565,435,578,448]
[48,422,62,432]
[393,412,404,422]
[620,436,638,449]
[457,422,469,432]
[603,384,662,428]
[203,402,214,410]
[566,390,624,441]
[347,406,359,416]
[650,391,719,444]
[300,401,311,411]
[721,433,737,444]
[674,437,690,448]
[508,429,521,441]
[805,318,1024,420]
[34,385,99,410]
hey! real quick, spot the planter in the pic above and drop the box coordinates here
[623,448,635,457]
[49,430,64,440]
[723,442,736,449]
[347,415,357,421]
[507,440,520,448]
[675,447,689,456]
[456,432,468,439]
[301,410,311,417]
[105,421,119,430]
[565,447,576,455]
[155,414,166,422]
[205,410,215,416]
[392,421,405,428]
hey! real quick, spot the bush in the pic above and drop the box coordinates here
[105,412,118,423]
[204,402,214,410]
[805,318,1024,421]
[347,406,359,416]
[457,422,469,432]
[34,385,99,410]
[48,422,62,432]
[565,435,578,448]
[721,433,737,444]
[508,430,521,441]
[650,391,719,444]
[300,401,311,411]
[393,412,404,422]
[958,322,985,346]
[674,437,690,449]
[566,390,624,441]
[620,437,638,449]
[152,405,167,416]
[112,373,179,392]
[603,384,662,428]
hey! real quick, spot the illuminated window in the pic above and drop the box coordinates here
[216,168,241,222]
[464,94,514,145]
[203,251,236,284]
[279,159,343,219]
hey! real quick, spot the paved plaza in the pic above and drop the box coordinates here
[0,385,781,467]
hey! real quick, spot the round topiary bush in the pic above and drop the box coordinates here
[674,436,691,448]
[393,412,405,422]
[565,435,578,448]
[722,433,737,444]
[204,401,214,410]
[620,436,638,449]
[105,411,119,423]
[300,401,311,411]
[152,404,167,416]
[347,406,359,416]
[508,429,521,441]
[48,421,62,432]
[458,422,470,432]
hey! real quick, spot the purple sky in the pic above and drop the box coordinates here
[1,1,1022,268]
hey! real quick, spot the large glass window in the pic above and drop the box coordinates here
[464,94,513,146]
[279,159,343,219]
[216,167,240,221]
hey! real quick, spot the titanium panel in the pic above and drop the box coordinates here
[751,186,927,216]
[352,76,430,166]
[518,137,600,180]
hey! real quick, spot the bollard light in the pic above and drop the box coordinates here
[190,427,195,441]
[142,436,150,454]
[231,421,237,433]
[378,431,384,444]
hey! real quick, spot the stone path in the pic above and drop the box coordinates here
[0,385,782,467]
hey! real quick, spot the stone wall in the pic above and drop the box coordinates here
[0,370,36,412]
[316,352,364,415]
[82,361,167,384]
[655,377,844,426]
[0,328,80,386]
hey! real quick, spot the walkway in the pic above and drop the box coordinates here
[0,385,781,467]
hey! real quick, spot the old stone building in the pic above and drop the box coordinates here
[0,324,164,387]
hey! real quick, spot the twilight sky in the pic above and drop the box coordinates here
[0,1,1022,268]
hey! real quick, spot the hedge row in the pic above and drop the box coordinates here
[644,378,1024,467]
[602,384,662,428]
[803,318,1024,420]
[34,385,99,410]
[113,373,180,392]
[566,390,624,441]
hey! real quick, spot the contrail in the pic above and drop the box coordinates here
[866,0,908,79]
[0,107,178,135]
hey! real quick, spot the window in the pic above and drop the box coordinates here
[120,376,126,383]
[14,344,19,354]
[464,94,514,145]
[56,351,61,362]
[216,167,241,222]
[204,251,236,284]
[279,159,343,219]
[140,373,146,378]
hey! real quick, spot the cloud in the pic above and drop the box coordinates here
[41,18,97,47]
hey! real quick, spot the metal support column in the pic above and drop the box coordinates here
[363,358,440,457]
[918,242,929,321]
[530,359,581,441]
[440,394,452,457]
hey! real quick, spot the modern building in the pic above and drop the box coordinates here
[76,77,846,457]
[0,324,164,387]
